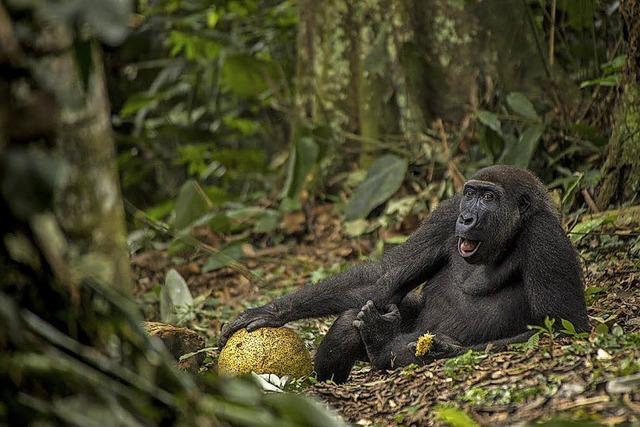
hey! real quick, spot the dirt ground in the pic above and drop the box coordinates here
[132,204,640,426]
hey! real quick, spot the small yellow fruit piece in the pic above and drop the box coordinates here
[218,327,313,378]
[415,332,435,357]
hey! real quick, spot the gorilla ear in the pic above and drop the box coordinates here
[518,195,531,214]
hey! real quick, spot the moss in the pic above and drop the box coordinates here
[597,83,640,207]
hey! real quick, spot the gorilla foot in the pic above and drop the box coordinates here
[353,300,400,360]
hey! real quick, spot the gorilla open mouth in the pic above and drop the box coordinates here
[457,238,480,258]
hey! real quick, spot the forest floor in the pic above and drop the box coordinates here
[131,204,640,426]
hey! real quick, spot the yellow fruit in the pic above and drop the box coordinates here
[415,332,434,357]
[217,327,313,378]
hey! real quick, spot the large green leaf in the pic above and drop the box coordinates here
[282,137,319,199]
[172,180,212,230]
[506,92,538,121]
[344,154,408,221]
[499,124,544,169]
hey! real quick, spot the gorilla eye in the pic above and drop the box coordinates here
[483,192,495,201]
[464,189,475,198]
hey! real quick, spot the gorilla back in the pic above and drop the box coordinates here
[220,165,589,383]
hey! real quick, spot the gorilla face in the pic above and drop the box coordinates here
[455,179,520,264]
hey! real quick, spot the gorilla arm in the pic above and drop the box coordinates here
[522,210,590,332]
[218,197,459,346]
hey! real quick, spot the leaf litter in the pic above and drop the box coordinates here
[131,203,640,425]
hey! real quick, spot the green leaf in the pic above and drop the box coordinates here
[144,199,175,221]
[282,137,319,199]
[569,214,617,243]
[544,316,556,331]
[202,243,245,272]
[499,124,544,168]
[160,269,194,323]
[434,405,478,427]
[580,74,621,89]
[561,319,577,335]
[172,180,212,230]
[584,286,605,304]
[344,154,408,221]
[222,116,260,135]
[222,54,275,97]
[206,9,219,28]
[595,323,609,336]
[207,213,232,233]
[506,92,538,121]
[477,111,502,135]
[120,93,159,118]
[253,210,281,233]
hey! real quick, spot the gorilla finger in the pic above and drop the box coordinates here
[219,324,232,344]
[385,304,399,315]
[382,311,399,322]
[361,302,376,315]
[219,322,242,345]
[356,311,365,320]
[353,320,363,329]
[246,318,271,332]
[407,342,417,352]
[365,300,375,309]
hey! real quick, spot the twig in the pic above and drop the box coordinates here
[548,0,557,71]
[436,119,465,192]
[581,188,600,213]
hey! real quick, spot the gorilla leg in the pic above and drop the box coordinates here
[314,309,366,383]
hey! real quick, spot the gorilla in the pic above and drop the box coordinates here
[219,165,589,383]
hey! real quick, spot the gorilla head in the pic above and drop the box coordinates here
[455,165,551,264]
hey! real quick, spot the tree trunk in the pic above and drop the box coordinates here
[596,0,640,208]
[0,8,131,292]
[294,0,546,168]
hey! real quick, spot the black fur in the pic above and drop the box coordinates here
[219,165,589,383]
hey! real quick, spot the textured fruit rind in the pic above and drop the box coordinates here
[415,333,434,357]
[218,327,313,378]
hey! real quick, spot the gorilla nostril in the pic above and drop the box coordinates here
[459,213,475,226]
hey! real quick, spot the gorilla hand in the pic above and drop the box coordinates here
[219,304,284,347]
[407,334,465,360]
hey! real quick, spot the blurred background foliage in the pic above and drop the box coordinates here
[105,0,636,253]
